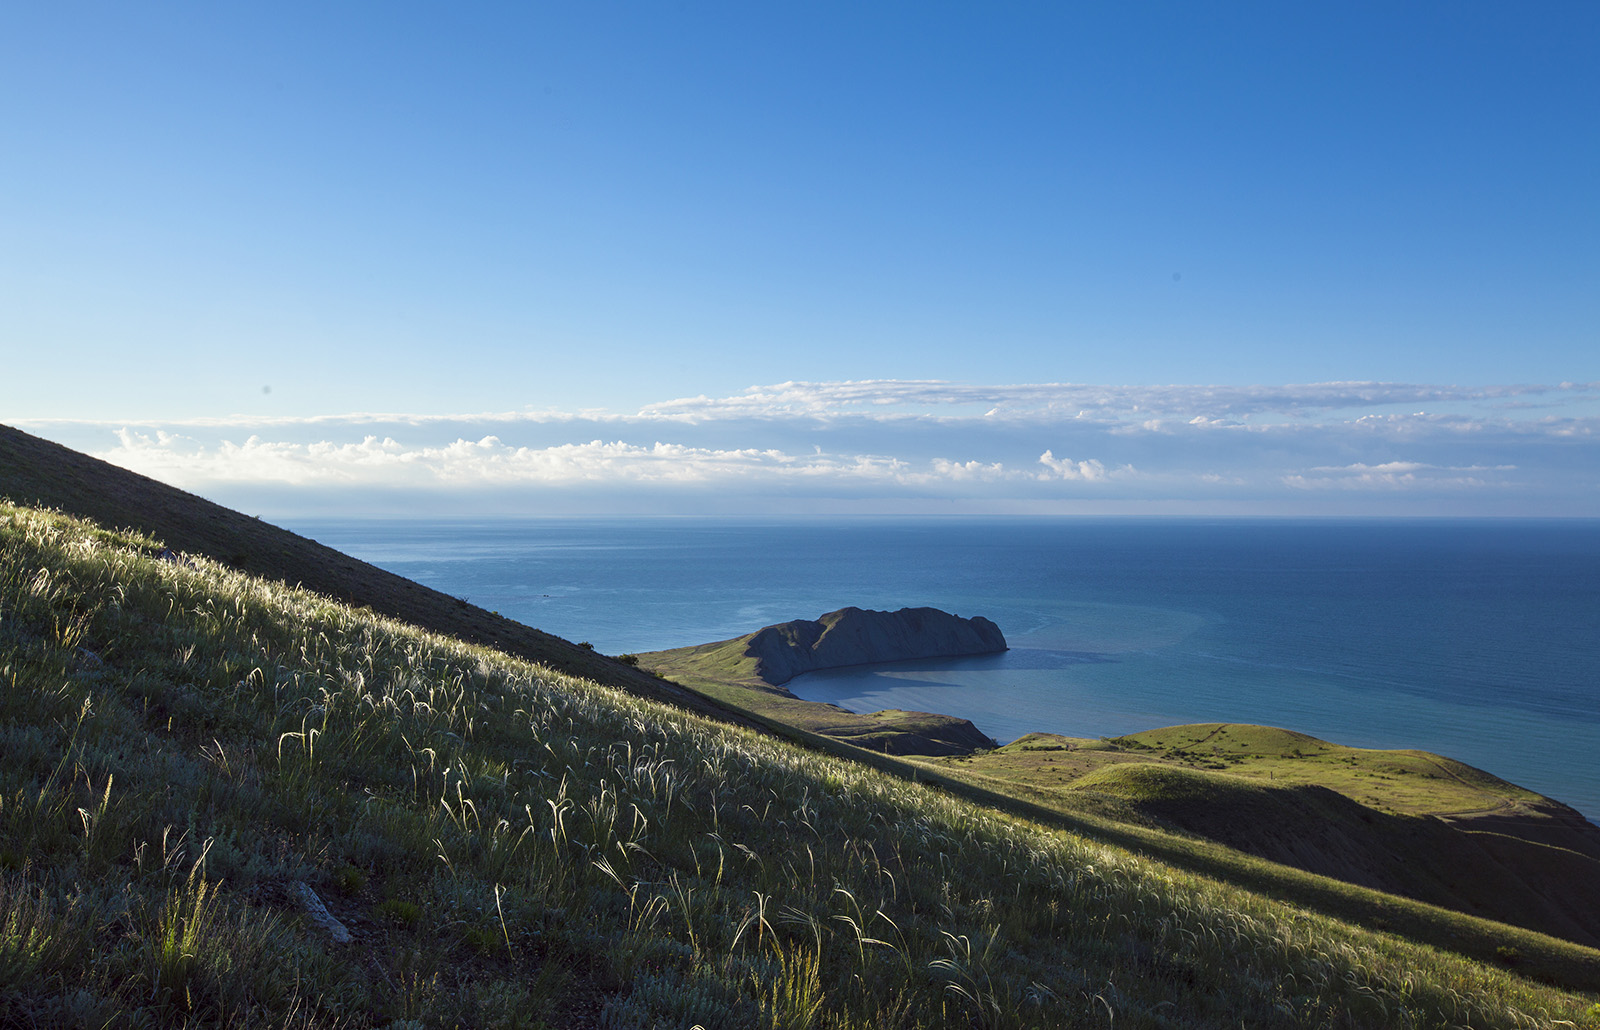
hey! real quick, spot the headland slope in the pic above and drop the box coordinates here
[639,607,1004,755]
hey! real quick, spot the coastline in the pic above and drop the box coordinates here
[286,515,1600,824]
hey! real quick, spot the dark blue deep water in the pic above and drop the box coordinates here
[283,517,1600,821]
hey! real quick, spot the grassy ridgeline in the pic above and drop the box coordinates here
[3,503,1599,1029]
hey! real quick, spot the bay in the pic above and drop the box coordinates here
[281,516,1600,821]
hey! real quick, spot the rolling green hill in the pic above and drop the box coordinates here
[921,722,1600,946]
[924,726,1600,950]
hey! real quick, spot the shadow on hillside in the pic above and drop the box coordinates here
[1135,778,1600,951]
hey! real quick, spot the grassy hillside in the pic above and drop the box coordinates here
[6,503,1600,1027]
[0,423,737,728]
[926,729,1600,951]
[642,588,1600,959]
[1111,724,1561,819]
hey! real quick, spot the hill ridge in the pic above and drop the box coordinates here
[0,422,743,727]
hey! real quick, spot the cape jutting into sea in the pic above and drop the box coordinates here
[284,516,1600,823]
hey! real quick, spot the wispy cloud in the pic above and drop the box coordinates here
[639,379,1600,423]
[1283,461,1520,491]
[14,379,1598,515]
[16,379,1600,431]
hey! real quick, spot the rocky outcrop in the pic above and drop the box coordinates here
[744,606,1006,686]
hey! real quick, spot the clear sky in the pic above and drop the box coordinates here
[4,3,1597,515]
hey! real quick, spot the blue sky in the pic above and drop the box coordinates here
[4,3,1596,515]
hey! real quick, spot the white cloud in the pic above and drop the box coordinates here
[99,429,1020,492]
[15,377,1596,515]
[928,459,1010,482]
[1037,451,1117,482]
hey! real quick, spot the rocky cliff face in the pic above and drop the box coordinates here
[744,606,1007,685]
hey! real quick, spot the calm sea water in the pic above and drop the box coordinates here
[282,517,1600,822]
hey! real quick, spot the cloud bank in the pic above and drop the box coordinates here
[14,380,1598,515]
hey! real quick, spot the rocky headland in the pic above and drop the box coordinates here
[639,606,1007,756]
[744,605,1007,685]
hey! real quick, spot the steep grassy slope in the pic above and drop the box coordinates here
[0,423,736,727]
[6,504,1600,1027]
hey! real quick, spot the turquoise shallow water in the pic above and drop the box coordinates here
[283,516,1600,821]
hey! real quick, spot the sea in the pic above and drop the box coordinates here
[280,516,1600,823]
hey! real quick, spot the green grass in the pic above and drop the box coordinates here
[922,730,1600,959]
[0,422,737,729]
[3,501,1600,1027]
[1110,723,1551,817]
[929,725,1560,822]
